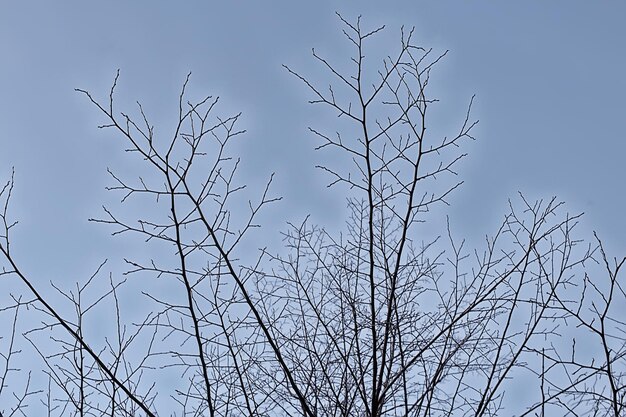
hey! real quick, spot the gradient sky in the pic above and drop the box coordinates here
[1,1,625,414]
[1,0,625,301]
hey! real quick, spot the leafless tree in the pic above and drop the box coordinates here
[0,14,624,417]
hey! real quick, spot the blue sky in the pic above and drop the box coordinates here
[1,0,624,299]
[1,1,625,414]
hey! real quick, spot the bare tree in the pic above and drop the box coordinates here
[0,14,623,417]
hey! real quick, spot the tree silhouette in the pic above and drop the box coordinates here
[0,15,624,417]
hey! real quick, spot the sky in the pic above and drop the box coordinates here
[1,1,625,413]
[1,2,625,282]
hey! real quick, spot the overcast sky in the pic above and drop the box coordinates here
[1,0,625,314]
[1,2,626,415]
